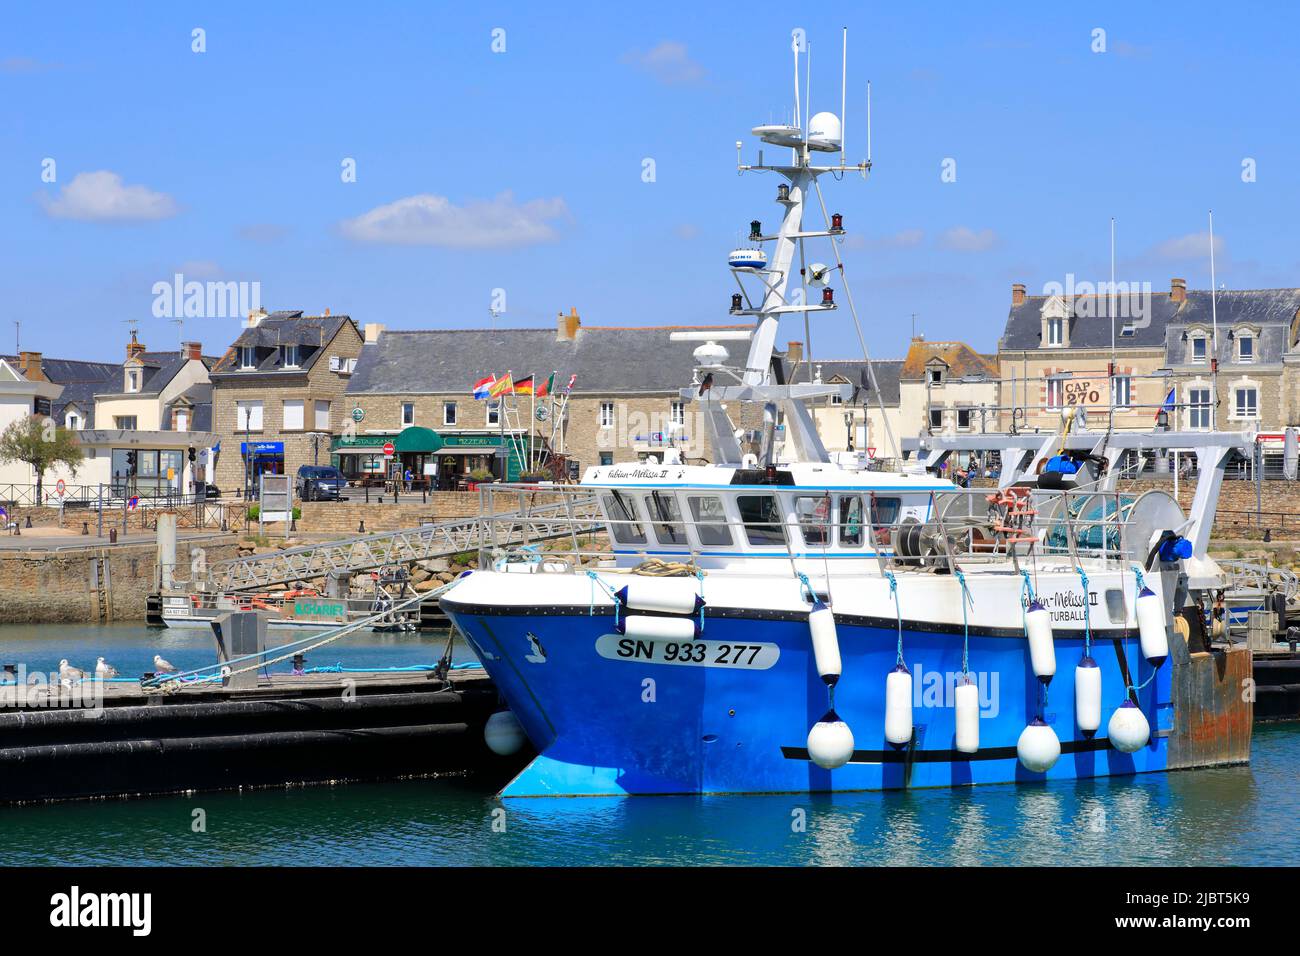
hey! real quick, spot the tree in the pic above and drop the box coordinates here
[0,415,84,500]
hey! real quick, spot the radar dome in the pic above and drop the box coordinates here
[807,112,842,152]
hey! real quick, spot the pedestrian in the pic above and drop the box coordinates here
[403,467,413,492]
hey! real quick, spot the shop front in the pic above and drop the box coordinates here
[332,429,529,489]
[239,441,285,497]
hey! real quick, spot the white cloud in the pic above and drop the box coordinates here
[1150,231,1226,261]
[40,170,179,222]
[622,41,706,86]
[339,191,568,248]
[938,226,999,252]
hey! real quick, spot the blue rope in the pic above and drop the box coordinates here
[696,568,706,631]
[1076,568,1092,655]
[796,571,815,604]
[1125,564,1158,695]
[586,570,621,627]
[953,568,973,675]
[885,570,904,666]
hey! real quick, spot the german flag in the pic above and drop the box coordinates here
[514,375,534,395]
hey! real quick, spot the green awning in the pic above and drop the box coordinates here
[394,426,442,453]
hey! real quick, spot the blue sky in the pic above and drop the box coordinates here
[3,1,1298,364]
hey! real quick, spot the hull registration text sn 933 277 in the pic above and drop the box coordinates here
[594,634,780,670]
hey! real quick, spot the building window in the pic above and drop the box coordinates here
[282,345,300,368]
[1188,387,1211,430]
[599,452,614,466]
[283,399,305,431]
[114,415,138,430]
[401,402,415,426]
[66,412,81,430]
[1234,386,1258,420]
[830,393,843,405]
[314,400,331,431]
[1237,333,1254,363]
[1046,318,1063,347]
[1111,375,1132,409]
[125,369,140,393]
[1046,375,1068,410]
[599,402,615,428]
[928,408,944,430]
[1191,335,1207,364]
[443,401,457,426]
[173,409,188,432]
[236,400,263,431]
[956,407,972,431]
[486,401,500,426]
[670,400,685,425]
[239,346,257,370]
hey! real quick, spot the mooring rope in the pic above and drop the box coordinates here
[954,567,973,676]
[885,570,904,666]
[1127,563,1158,694]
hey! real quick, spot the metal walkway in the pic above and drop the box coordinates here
[205,495,601,591]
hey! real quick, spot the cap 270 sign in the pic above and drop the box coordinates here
[1062,379,1101,405]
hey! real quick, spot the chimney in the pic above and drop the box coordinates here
[556,307,581,341]
[183,341,202,361]
[1012,282,1027,306]
[785,340,803,368]
[126,330,147,362]
[323,307,330,316]
[245,307,268,329]
[364,323,386,344]
[1170,277,1187,304]
[18,351,44,382]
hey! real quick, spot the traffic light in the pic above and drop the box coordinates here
[125,451,137,475]
[187,446,196,463]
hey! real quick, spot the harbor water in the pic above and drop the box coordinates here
[1,624,1296,866]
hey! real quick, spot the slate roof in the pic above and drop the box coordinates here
[1,354,120,428]
[209,312,356,376]
[1000,288,1300,359]
[786,358,903,406]
[346,325,752,395]
[163,383,213,432]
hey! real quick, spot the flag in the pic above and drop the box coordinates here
[564,373,577,392]
[489,372,514,397]
[1156,387,1176,422]
[535,372,556,398]
[472,375,495,400]
[514,375,534,395]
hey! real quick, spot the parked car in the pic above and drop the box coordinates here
[295,465,348,501]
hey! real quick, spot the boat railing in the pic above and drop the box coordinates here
[475,482,1159,575]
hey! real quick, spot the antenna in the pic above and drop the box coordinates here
[171,316,184,347]
[804,41,812,151]
[792,35,800,130]
[840,27,847,166]
[866,80,872,164]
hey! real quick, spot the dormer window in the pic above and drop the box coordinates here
[1237,331,1254,363]
[239,346,257,369]
[928,366,945,385]
[1190,335,1207,364]
[1046,317,1063,346]
[1040,294,1070,348]
[66,411,81,430]
[282,345,300,368]
[125,369,140,393]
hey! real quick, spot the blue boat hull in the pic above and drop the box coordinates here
[444,598,1173,797]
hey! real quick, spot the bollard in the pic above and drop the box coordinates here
[357,520,366,533]
[81,521,89,535]
[109,528,117,544]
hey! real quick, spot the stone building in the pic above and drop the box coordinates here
[208,309,363,495]
[898,338,1000,438]
[340,310,750,486]
[798,356,903,459]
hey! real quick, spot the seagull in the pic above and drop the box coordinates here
[153,654,177,673]
[58,659,84,685]
[95,657,119,679]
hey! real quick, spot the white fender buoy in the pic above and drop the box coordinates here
[885,663,913,748]
[808,599,841,687]
[1107,699,1151,753]
[617,615,699,642]
[484,709,528,756]
[1135,586,1169,666]
[1075,655,1102,738]
[1017,718,1061,773]
[954,677,979,754]
[615,582,704,616]
[1025,599,1056,684]
[807,709,855,770]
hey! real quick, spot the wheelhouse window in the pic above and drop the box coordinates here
[644,491,688,545]
[837,495,863,547]
[687,495,733,546]
[735,494,785,546]
[794,495,833,547]
[869,495,901,545]
[602,492,646,545]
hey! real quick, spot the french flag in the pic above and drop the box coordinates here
[472,375,496,400]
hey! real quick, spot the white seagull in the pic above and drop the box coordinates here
[95,657,119,679]
[58,659,84,685]
[153,654,177,673]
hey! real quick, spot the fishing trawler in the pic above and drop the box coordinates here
[440,32,1252,796]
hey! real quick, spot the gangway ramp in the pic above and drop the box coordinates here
[206,495,601,592]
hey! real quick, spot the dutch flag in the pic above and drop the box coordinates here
[472,375,496,400]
